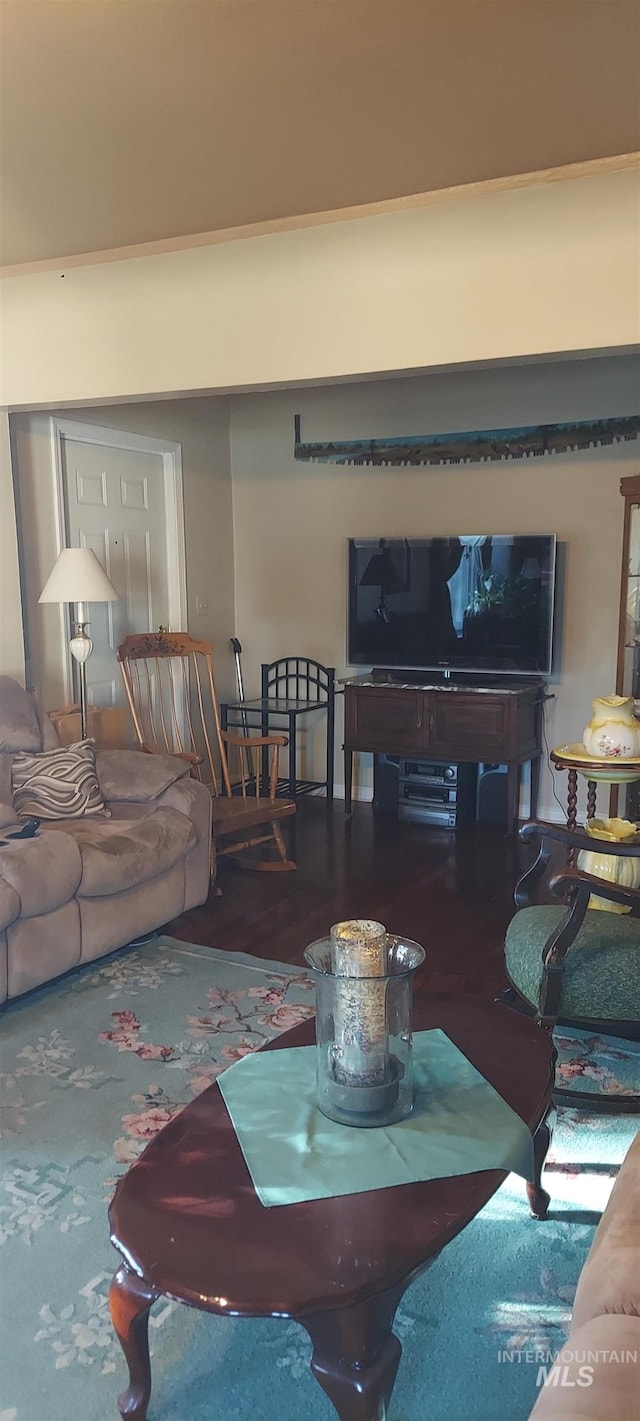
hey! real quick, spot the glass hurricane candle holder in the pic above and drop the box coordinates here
[304,919,425,1127]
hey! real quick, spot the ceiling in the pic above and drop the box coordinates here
[1,0,639,270]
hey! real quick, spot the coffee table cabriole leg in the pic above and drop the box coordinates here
[526,1108,556,1221]
[109,1264,160,1421]
[300,1282,406,1421]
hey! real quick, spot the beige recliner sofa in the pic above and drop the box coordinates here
[530,1129,640,1419]
[0,676,211,1002]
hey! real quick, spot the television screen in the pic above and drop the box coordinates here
[347,535,557,676]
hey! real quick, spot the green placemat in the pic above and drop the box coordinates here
[218,1028,535,1207]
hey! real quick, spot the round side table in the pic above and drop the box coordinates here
[550,743,640,863]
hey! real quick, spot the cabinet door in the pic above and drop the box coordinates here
[616,479,640,818]
[427,693,508,760]
[347,688,426,753]
[619,499,640,702]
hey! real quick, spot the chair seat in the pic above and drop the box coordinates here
[505,906,640,1020]
[211,794,295,835]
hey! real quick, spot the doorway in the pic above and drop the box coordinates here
[14,416,187,711]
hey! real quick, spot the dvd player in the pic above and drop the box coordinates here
[399,802,457,828]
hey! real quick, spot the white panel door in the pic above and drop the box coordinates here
[62,437,171,708]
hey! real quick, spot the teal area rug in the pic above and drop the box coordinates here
[1,936,638,1421]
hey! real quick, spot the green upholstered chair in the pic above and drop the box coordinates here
[504,820,640,1107]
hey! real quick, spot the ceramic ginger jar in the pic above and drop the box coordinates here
[582,695,640,759]
[577,818,640,914]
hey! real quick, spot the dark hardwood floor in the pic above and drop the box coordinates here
[167,801,534,999]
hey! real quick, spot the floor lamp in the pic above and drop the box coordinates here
[39,548,120,739]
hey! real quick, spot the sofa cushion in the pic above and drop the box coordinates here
[78,862,186,964]
[0,677,41,753]
[0,832,82,917]
[44,807,196,897]
[96,749,190,802]
[505,906,640,1019]
[7,900,81,999]
[0,753,14,823]
[38,705,60,750]
[0,874,20,932]
[106,801,158,822]
[12,740,108,820]
[0,749,14,828]
[0,801,15,831]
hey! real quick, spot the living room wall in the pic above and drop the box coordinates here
[0,413,24,681]
[229,352,640,820]
[1,165,637,409]
[11,397,235,708]
[2,162,638,695]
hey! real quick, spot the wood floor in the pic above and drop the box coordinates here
[167,800,534,999]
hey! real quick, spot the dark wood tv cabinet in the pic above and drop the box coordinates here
[342,676,545,834]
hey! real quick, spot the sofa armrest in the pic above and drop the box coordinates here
[571,1130,640,1333]
[96,749,190,803]
[156,777,212,910]
[157,775,211,838]
[529,1314,640,1419]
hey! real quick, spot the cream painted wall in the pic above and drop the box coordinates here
[0,412,25,681]
[7,352,639,820]
[230,353,640,819]
[1,168,638,409]
[11,398,235,708]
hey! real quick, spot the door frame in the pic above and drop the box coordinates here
[49,417,188,703]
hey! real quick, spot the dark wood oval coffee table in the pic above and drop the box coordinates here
[108,993,554,1421]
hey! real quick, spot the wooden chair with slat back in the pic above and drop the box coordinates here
[116,632,296,884]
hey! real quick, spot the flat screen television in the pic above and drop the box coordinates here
[347,535,557,676]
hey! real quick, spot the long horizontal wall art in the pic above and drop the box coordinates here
[293,414,640,467]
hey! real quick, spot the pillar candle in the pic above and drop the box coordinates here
[330,919,389,1086]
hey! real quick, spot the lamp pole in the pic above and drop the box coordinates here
[38,549,120,740]
[68,603,94,740]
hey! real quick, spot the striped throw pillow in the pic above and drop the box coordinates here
[11,740,109,820]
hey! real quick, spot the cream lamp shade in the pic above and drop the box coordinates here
[38,547,120,739]
[38,547,119,619]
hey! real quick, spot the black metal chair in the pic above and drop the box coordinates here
[221,657,335,801]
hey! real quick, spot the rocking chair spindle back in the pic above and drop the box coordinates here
[117,633,296,881]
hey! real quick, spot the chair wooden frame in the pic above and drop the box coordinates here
[504,819,640,1110]
[117,633,296,883]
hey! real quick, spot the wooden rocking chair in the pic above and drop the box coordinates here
[117,632,296,884]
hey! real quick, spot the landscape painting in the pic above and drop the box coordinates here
[293,414,640,467]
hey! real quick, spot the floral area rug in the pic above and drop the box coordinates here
[553,1024,640,1099]
[0,936,638,1421]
